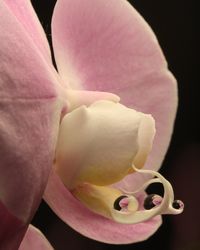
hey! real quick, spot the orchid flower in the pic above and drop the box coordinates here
[0,0,184,249]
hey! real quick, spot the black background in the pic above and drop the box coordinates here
[30,1,199,250]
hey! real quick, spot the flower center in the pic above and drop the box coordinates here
[55,99,184,224]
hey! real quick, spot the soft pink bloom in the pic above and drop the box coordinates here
[0,0,183,248]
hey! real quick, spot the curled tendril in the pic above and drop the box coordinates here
[111,165,184,224]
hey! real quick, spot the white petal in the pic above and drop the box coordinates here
[55,100,155,189]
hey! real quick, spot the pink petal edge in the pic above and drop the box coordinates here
[3,0,51,61]
[44,170,162,244]
[19,225,54,250]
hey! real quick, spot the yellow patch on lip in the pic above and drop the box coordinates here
[72,183,139,219]
[72,183,123,219]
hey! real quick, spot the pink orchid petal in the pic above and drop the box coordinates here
[3,0,51,61]
[0,201,27,249]
[19,225,53,250]
[0,1,64,247]
[45,1,175,242]
[52,0,177,179]
[0,100,60,220]
[0,1,61,99]
[44,170,162,244]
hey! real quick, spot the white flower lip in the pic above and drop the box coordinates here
[54,99,184,224]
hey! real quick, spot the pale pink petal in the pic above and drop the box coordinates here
[0,100,60,221]
[19,225,53,250]
[45,1,175,241]
[44,171,162,244]
[0,1,62,99]
[3,0,51,61]
[0,1,64,247]
[52,0,177,184]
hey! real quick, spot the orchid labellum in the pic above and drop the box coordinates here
[0,0,183,249]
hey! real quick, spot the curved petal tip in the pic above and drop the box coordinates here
[19,225,54,250]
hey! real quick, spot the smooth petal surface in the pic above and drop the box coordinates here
[44,171,162,244]
[0,1,64,248]
[52,0,177,180]
[19,225,54,250]
[3,0,51,61]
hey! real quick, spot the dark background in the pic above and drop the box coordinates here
[31,1,200,249]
